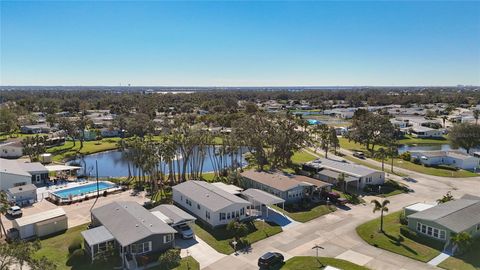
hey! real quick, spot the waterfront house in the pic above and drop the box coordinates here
[172,181,251,227]
[410,150,480,171]
[0,140,23,158]
[0,158,49,191]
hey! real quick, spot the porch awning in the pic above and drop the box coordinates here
[45,165,82,172]
[81,226,115,246]
[241,189,285,205]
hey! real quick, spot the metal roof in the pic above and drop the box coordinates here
[305,158,379,178]
[241,189,285,205]
[150,204,196,226]
[0,158,32,177]
[91,201,177,247]
[172,181,251,212]
[81,226,114,246]
[211,182,243,195]
[13,208,66,227]
[241,170,312,192]
[408,196,480,233]
[45,164,82,172]
[405,203,435,212]
[7,184,37,194]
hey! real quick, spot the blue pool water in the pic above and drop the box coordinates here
[53,182,115,199]
[307,119,324,125]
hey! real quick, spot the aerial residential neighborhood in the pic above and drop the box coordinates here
[1,1,480,270]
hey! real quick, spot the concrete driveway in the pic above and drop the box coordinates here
[176,236,226,268]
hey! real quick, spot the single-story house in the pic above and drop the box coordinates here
[6,184,38,205]
[12,208,67,239]
[403,202,435,217]
[240,170,328,203]
[172,181,251,227]
[302,158,385,191]
[150,204,196,228]
[406,195,480,253]
[410,151,480,171]
[0,141,23,158]
[20,124,51,134]
[211,182,244,195]
[240,188,285,217]
[0,158,49,191]
[409,126,443,138]
[85,201,177,265]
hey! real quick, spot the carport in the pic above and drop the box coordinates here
[241,188,285,218]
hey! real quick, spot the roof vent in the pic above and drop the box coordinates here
[135,224,139,227]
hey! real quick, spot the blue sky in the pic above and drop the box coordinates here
[1,1,479,86]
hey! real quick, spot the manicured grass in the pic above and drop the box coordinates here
[271,201,336,223]
[33,224,95,270]
[363,180,410,198]
[200,172,216,182]
[191,220,282,254]
[438,240,480,270]
[174,256,200,270]
[281,256,370,270]
[398,135,449,145]
[356,211,440,262]
[47,138,121,162]
[291,150,318,164]
[150,256,200,270]
[392,159,478,178]
[342,155,408,177]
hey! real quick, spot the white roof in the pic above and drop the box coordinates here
[405,203,435,212]
[324,266,341,270]
[306,158,380,178]
[211,182,243,195]
[14,208,66,227]
[151,211,174,224]
[45,165,82,172]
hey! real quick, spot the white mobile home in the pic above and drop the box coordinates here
[172,181,251,227]
[0,141,23,158]
[410,151,480,171]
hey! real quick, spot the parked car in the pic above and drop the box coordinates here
[322,192,348,205]
[353,151,365,159]
[7,206,22,218]
[176,224,194,239]
[258,252,284,269]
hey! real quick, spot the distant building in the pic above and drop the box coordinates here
[0,141,23,158]
[409,126,443,138]
[410,151,480,171]
[20,124,51,134]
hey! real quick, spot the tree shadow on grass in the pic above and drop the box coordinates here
[384,232,418,255]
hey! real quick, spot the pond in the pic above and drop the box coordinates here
[397,144,465,154]
[68,146,248,178]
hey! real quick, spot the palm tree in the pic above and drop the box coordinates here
[441,115,449,128]
[473,109,479,125]
[386,143,398,173]
[450,232,472,254]
[437,191,454,204]
[375,148,387,171]
[0,191,9,238]
[226,220,249,242]
[371,199,390,232]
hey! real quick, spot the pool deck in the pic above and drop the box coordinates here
[2,189,149,231]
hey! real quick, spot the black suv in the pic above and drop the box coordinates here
[258,252,284,269]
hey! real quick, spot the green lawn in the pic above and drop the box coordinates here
[33,224,94,270]
[438,240,480,270]
[398,135,449,145]
[281,256,370,270]
[339,138,478,178]
[342,155,408,177]
[150,256,200,270]
[271,201,336,223]
[392,159,478,178]
[356,211,440,262]
[364,180,410,198]
[291,150,318,164]
[191,220,282,254]
[47,138,121,162]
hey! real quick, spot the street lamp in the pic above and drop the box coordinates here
[312,244,325,267]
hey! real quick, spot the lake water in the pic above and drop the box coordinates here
[397,144,466,154]
[68,146,248,178]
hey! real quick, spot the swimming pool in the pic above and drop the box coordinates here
[52,181,116,199]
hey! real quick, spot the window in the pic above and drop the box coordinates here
[439,230,446,240]
[36,175,41,183]
[130,242,152,255]
[421,224,426,234]
[220,213,226,220]
[186,198,192,206]
[240,208,244,216]
[197,204,201,210]
[477,224,480,231]
[417,222,421,231]
[227,212,231,219]
[164,234,173,243]
[417,222,446,240]
[205,211,210,219]
[181,196,183,201]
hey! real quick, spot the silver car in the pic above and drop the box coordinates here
[177,224,194,239]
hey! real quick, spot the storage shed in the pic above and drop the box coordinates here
[6,184,37,205]
[12,208,67,239]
